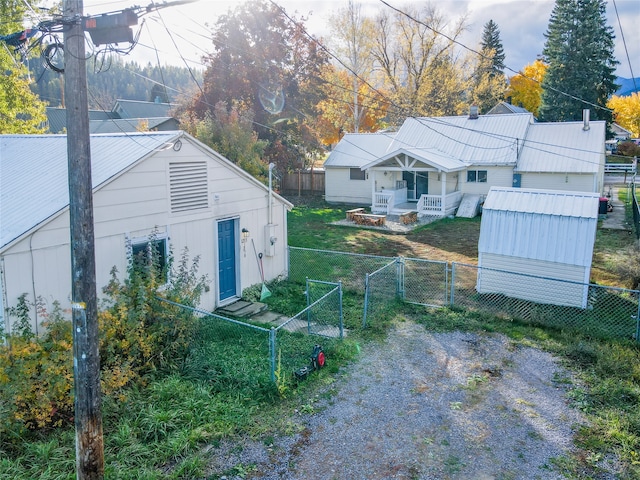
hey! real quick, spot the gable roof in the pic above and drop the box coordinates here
[112,99,174,119]
[1,131,292,252]
[1,131,182,250]
[486,102,530,115]
[89,117,179,134]
[46,107,116,134]
[323,132,395,168]
[366,113,534,168]
[516,121,605,174]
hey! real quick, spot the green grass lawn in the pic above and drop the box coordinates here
[2,200,639,479]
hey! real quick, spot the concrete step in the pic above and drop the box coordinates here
[215,300,268,319]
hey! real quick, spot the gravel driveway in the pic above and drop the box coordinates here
[206,321,589,479]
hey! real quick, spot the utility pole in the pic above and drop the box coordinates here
[63,0,104,478]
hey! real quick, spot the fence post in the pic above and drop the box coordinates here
[449,263,456,306]
[396,257,405,299]
[305,277,312,334]
[363,273,370,328]
[269,327,276,382]
[636,301,640,344]
[338,281,344,339]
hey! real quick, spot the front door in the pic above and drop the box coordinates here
[218,219,237,302]
[403,171,416,200]
[416,172,429,197]
[403,171,429,201]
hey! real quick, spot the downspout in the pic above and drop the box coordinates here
[269,163,274,225]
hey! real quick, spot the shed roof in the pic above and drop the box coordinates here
[323,132,395,168]
[516,121,605,174]
[479,187,599,267]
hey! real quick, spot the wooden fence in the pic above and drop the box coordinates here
[280,169,325,196]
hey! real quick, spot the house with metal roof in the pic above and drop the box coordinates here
[45,99,177,134]
[323,111,606,219]
[477,187,599,308]
[323,132,396,205]
[0,131,292,335]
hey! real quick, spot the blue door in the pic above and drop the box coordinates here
[218,219,237,301]
[512,174,522,188]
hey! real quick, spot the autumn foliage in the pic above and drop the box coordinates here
[0,247,208,449]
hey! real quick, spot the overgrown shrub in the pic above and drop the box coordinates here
[0,246,208,448]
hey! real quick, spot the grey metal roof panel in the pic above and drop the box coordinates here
[516,121,605,174]
[46,108,115,133]
[1,131,181,249]
[323,132,395,168]
[89,117,179,133]
[482,186,600,218]
[113,99,173,119]
[387,114,532,165]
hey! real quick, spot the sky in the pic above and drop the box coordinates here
[61,0,640,79]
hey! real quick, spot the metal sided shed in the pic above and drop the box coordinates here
[477,187,599,308]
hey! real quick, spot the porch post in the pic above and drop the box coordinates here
[441,172,447,215]
[370,169,376,208]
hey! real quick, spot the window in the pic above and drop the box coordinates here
[350,168,366,180]
[131,237,168,283]
[467,170,487,183]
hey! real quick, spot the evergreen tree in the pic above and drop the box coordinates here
[539,0,618,125]
[480,19,505,76]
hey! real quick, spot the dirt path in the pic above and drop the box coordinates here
[205,321,594,479]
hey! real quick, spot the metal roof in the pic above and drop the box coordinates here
[46,107,115,134]
[323,132,395,168]
[112,99,174,119]
[89,117,179,133]
[383,113,533,166]
[479,187,599,266]
[516,121,605,174]
[361,147,467,172]
[1,131,182,250]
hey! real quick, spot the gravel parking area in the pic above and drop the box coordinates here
[206,321,591,479]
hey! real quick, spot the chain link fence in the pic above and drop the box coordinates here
[159,280,344,388]
[292,248,640,342]
[451,263,640,341]
[363,260,397,327]
[288,247,394,293]
[274,280,343,385]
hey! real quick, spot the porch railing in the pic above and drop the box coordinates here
[372,188,408,214]
[417,191,463,216]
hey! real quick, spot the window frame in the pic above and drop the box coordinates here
[349,168,366,181]
[129,235,169,284]
[467,169,487,183]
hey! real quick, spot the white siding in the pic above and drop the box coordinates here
[521,173,597,193]
[1,137,289,334]
[324,167,371,205]
[477,253,588,308]
[461,166,514,196]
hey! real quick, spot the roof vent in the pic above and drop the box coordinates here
[583,109,590,131]
[469,105,479,119]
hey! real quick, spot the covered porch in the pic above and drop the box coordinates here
[361,149,467,218]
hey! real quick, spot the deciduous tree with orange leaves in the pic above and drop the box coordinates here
[607,92,640,138]
[506,60,547,117]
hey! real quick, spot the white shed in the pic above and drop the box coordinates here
[477,187,599,308]
[1,131,292,335]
